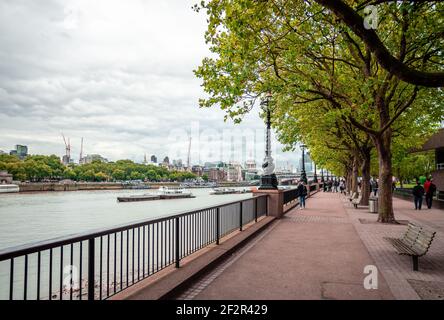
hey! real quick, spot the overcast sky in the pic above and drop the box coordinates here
[0,0,301,168]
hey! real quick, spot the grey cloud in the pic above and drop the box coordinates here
[0,0,301,168]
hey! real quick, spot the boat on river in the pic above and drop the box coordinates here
[117,187,195,202]
[0,184,20,193]
[209,187,251,195]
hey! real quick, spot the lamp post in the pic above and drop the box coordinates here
[258,93,278,190]
[300,144,308,184]
[320,168,324,182]
[313,162,318,183]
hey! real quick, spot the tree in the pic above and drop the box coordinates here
[313,0,444,87]
[194,0,444,222]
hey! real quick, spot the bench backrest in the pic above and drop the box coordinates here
[412,229,436,256]
[401,223,436,256]
[402,223,422,247]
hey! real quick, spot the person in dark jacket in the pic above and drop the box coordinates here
[412,180,425,210]
[297,181,308,210]
[424,178,437,209]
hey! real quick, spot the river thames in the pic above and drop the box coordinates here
[0,188,253,250]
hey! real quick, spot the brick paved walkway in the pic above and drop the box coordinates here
[344,195,444,299]
[176,192,399,300]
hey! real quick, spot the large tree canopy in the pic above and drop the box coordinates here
[314,0,444,87]
[194,0,444,222]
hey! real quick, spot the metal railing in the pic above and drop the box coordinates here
[437,163,444,170]
[0,195,268,300]
[283,188,300,207]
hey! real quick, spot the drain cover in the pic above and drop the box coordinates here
[407,279,444,300]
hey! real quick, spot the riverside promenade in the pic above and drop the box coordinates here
[175,192,444,300]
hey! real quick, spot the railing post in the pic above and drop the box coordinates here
[254,197,258,222]
[88,238,95,300]
[239,201,243,231]
[175,217,180,268]
[216,208,220,245]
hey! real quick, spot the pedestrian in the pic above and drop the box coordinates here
[424,177,437,209]
[412,180,425,210]
[333,179,339,193]
[370,178,378,196]
[297,181,308,210]
[339,179,345,194]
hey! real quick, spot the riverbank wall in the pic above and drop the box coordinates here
[18,182,124,192]
[17,181,255,193]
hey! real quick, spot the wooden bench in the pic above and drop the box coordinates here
[384,223,436,271]
[347,192,357,202]
[352,194,362,208]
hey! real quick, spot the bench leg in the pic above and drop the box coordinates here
[412,256,419,271]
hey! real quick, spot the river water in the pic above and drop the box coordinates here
[0,188,253,250]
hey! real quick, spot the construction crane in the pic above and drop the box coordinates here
[61,133,71,165]
[79,137,84,164]
[187,136,192,170]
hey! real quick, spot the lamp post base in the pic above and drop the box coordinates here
[258,174,278,190]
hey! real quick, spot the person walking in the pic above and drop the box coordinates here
[297,181,308,210]
[412,180,425,210]
[339,179,345,194]
[333,179,339,193]
[370,178,378,197]
[424,177,437,209]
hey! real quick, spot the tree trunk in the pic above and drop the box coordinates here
[374,129,395,223]
[345,167,352,193]
[360,149,371,206]
[351,156,359,194]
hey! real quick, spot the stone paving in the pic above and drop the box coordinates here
[345,195,444,300]
[176,192,444,300]
[176,192,396,300]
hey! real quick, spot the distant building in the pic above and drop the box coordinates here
[0,150,5,155]
[173,159,183,167]
[10,145,28,159]
[191,165,204,177]
[81,154,108,164]
[419,128,444,203]
[163,156,170,165]
[150,155,157,163]
[245,159,257,171]
[0,171,13,184]
[226,162,243,182]
[208,168,226,182]
[299,153,313,173]
[62,155,71,165]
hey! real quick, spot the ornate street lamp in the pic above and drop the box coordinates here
[300,144,308,184]
[320,168,324,182]
[258,93,278,190]
[313,162,318,183]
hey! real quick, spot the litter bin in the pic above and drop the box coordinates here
[369,197,378,213]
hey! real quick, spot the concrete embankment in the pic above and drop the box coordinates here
[17,181,253,193]
[18,182,125,192]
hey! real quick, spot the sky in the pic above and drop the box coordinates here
[0,0,301,169]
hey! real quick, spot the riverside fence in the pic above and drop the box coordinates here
[0,195,268,300]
